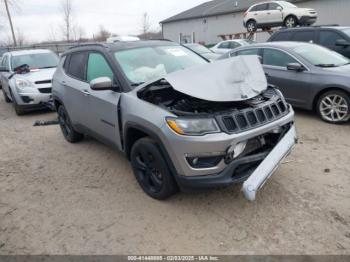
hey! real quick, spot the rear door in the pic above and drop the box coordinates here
[254,3,269,25]
[267,2,283,24]
[290,30,316,43]
[318,30,350,58]
[85,52,122,149]
[1,55,11,96]
[62,51,91,128]
[262,48,313,108]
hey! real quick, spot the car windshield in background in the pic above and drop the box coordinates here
[114,45,208,85]
[278,1,297,8]
[187,44,212,54]
[293,44,350,67]
[341,28,350,38]
[11,53,59,70]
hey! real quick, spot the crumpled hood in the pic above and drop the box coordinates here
[163,55,267,102]
[13,68,56,83]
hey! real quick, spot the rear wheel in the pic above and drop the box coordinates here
[246,20,257,32]
[57,105,84,143]
[284,16,298,28]
[317,90,350,124]
[130,137,178,200]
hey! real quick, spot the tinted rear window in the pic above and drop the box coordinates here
[66,52,87,81]
[291,31,315,42]
[270,32,290,41]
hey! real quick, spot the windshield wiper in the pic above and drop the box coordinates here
[315,63,337,68]
[131,82,145,87]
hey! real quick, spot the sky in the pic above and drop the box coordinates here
[0,0,210,44]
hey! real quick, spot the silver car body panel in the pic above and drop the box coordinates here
[163,56,267,102]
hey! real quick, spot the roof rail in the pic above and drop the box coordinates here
[69,42,108,50]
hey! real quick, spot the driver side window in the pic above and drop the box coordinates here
[86,53,114,82]
[263,48,297,67]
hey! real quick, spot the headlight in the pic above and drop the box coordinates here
[15,78,34,89]
[166,117,220,136]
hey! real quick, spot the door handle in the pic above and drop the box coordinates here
[265,73,270,78]
[82,90,90,96]
[267,12,271,15]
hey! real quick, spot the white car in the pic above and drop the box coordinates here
[210,39,254,54]
[0,49,58,115]
[243,1,317,32]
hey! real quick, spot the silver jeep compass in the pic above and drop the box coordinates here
[52,41,297,201]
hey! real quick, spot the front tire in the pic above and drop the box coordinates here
[130,137,178,200]
[317,90,350,124]
[57,105,84,143]
[246,20,257,32]
[9,90,25,115]
[2,89,11,103]
[284,16,298,28]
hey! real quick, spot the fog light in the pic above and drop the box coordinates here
[186,155,223,169]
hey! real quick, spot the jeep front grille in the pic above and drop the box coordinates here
[216,99,289,134]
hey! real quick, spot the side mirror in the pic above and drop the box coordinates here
[0,66,9,72]
[276,6,283,11]
[335,39,350,47]
[287,63,305,72]
[90,77,113,91]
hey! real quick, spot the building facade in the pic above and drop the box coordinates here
[161,0,350,45]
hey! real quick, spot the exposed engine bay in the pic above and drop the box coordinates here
[138,79,282,117]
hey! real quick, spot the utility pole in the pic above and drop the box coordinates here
[4,0,17,46]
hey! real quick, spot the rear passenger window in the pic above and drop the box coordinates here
[218,42,230,49]
[263,49,297,67]
[291,31,315,42]
[256,4,268,11]
[237,49,259,56]
[229,42,241,49]
[86,53,114,82]
[271,32,290,41]
[319,31,346,46]
[67,52,87,81]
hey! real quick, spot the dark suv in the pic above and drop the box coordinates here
[268,26,350,58]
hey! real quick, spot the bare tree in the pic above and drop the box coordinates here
[16,27,26,46]
[93,25,111,42]
[140,12,151,35]
[72,25,86,41]
[60,0,74,41]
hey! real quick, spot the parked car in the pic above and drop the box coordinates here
[220,42,350,124]
[210,39,254,54]
[52,41,296,201]
[106,35,140,43]
[184,43,221,61]
[0,49,59,115]
[244,1,317,32]
[268,26,350,59]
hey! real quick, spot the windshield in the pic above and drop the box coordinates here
[278,1,297,8]
[11,52,59,70]
[293,44,350,67]
[187,44,212,54]
[341,28,350,38]
[114,45,208,84]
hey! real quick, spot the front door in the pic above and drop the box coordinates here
[85,52,122,149]
[262,48,313,108]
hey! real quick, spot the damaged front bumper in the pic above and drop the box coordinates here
[242,125,297,201]
[174,124,297,201]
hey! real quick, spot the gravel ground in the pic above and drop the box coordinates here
[0,95,349,255]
